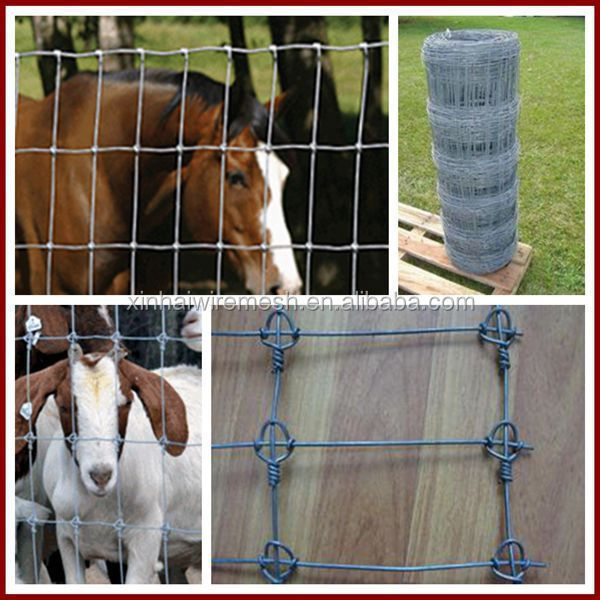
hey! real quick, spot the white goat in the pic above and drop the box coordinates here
[15,347,201,584]
[181,309,202,352]
[15,497,52,584]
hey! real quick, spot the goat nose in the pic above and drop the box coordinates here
[89,466,113,488]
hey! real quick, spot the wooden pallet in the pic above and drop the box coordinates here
[398,203,532,295]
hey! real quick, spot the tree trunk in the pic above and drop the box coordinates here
[361,16,384,143]
[30,16,78,96]
[268,17,356,293]
[228,17,255,97]
[358,16,388,293]
[98,16,135,71]
[269,16,345,145]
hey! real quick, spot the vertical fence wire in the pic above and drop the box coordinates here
[129,49,146,295]
[173,50,190,295]
[112,306,127,583]
[23,305,40,584]
[216,47,233,296]
[351,43,370,294]
[88,50,105,295]
[67,305,84,582]
[261,45,279,296]
[305,43,323,296]
[45,51,63,294]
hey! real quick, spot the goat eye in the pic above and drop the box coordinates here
[227,170,247,188]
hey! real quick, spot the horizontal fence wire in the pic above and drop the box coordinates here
[15,306,201,584]
[211,305,546,584]
[15,42,389,295]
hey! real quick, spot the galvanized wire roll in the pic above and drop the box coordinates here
[439,179,518,230]
[423,29,521,274]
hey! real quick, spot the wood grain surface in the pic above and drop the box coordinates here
[211,306,585,584]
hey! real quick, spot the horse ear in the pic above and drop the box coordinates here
[118,360,189,456]
[265,88,298,120]
[224,77,254,140]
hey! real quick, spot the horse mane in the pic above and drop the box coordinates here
[77,69,291,155]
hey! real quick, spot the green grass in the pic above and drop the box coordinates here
[399,16,585,295]
[15,16,388,118]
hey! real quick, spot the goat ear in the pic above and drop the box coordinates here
[15,359,69,476]
[19,306,70,354]
[118,360,188,456]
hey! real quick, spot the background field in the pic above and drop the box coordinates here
[16,16,388,123]
[399,16,585,295]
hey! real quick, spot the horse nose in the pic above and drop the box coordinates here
[89,465,113,488]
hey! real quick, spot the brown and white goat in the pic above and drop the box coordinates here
[15,305,115,378]
[15,346,201,583]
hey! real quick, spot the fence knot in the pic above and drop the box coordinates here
[267,461,281,487]
[479,306,519,373]
[485,420,526,483]
[70,516,81,531]
[260,309,300,372]
[491,538,530,583]
[26,514,39,530]
[20,401,33,421]
[258,540,298,584]
[113,518,125,538]
[161,522,172,539]
[254,420,295,486]
[156,332,168,351]
[25,314,42,347]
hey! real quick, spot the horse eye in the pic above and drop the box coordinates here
[227,170,247,188]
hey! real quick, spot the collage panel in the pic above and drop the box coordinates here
[15,15,389,296]
[14,305,202,584]
[398,15,585,295]
[211,305,584,584]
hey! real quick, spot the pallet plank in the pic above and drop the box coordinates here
[398,203,444,238]
[398,260,481,295]
[398,203,533,295]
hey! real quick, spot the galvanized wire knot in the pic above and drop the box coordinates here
[25,315,42,347]
[485,420,525,482]
[260,309,300,373]
[479,306,519,372]
[254,420,295,487]
[258,540,298,584]
[491,538,530,583]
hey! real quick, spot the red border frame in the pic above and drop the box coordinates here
[2,2,596,596]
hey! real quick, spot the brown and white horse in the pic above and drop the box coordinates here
[16,69,302,295]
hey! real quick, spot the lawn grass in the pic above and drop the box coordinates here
[399,16,585,295]
[15,16,388,119]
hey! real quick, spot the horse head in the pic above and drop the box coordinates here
[154,74,303,295]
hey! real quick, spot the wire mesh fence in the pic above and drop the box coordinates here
[14,305,202,584]
[212,306,545,584]
[15,40,389,296]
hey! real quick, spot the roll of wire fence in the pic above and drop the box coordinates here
[422,29,520,274]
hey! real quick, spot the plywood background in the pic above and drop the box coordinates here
[211,306,585,584]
